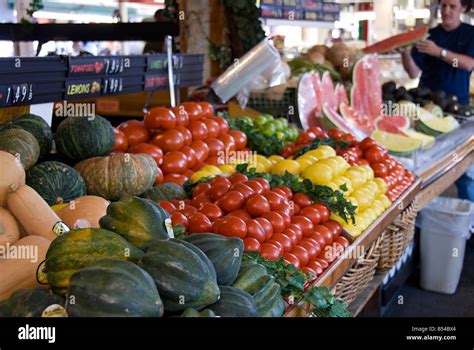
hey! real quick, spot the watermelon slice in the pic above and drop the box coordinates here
[322,104,353,135]
[312,73,323,115]
[339,103,370,140]
[321,71,337,111]
[363,26,429,54]
[297,73,318,130]
[335,83,349,107]
[374,116,410,136]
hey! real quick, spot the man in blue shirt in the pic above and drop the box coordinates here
[401,0,474,104]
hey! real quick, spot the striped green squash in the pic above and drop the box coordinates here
[0,128,40,170]
[0,113,52,159]
[145,183,188,202]
[54,115,114,160]
[26,161,87,205]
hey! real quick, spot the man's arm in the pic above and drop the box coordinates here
[401,48,421,79]
[417,40,474,72]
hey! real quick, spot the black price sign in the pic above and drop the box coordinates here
[102,77,123,94]
[0,83,33,106]
[147,55,183,71]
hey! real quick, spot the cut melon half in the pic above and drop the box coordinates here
[372,130,422,157]
[415,112,459,136]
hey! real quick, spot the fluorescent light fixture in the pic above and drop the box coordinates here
[33,11,115,22]
[394,9,431,20]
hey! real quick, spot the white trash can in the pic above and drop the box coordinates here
[419,197,473,294]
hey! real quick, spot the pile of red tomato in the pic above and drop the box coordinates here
[161,173,350,280]
[112,102,249,185]
[279,128,415,202]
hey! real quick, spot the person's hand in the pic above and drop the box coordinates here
[416,40,442,57]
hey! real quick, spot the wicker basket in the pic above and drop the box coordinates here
[377,199,419,272]
[332,232,384,306]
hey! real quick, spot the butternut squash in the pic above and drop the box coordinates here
[0,151,25,207]
[0,208,20,247]
[56,196,110,229]
[7,185,62,241]
[0,235,51,301]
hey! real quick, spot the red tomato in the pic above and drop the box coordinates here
[255,217,274,241]
[199,203,223,221]
[246,219,266,243]
[296,132,315,146]
[282,228,299,245]
[323,220,343,238]
[228,130,247,150]
[279,143,297,158]
[291,245,310,266]
[328,128,345,139]
[163,174,188,185]
[335,236,350,249]
[188,212,212,233]
[302,266,318,279]
[171,211,188,229]
[217,216,247,239]
[227,209,252,222]
[372,163,388,178]
[191,193,211,209]
[273,186,293,200]
[154,168,164,185]
[202,118,220,139]
[314,225,333,245]
[190,141,210,163]
[159,201,176,214]
[245,194,271,217]
[180,102,203,121]
[231,183,254,200]
[170,106,189,127]
[262,191,285,211]
[262,212,286,234]
[180,146,197,169]
[311,203,330,223]
[218,134,236,152]
[357,159,370,166]
[318,245,338,263]
[214,117,229,136]
[272,233,292,253]
[217,191,246,213]
[283,253,300,270]
[209,182,231,202]
[253,178,270,192]
[229,173,248,184]
[176,126,192,146]
[341,133,357,146]
[188,120,208,141]
[128,143,163,166]
[198,102,214,118]
[243,238,261,253]
[205,138,225,157]
[292,193,312,209]
[193,182,211,197]
[161,151,188,174]
[364,146,387,164]
[266,240,284,255]
[245,180,264,195]
[349,146,363,159]
[291,203,301,216]
[299,206,321,226]
[112,127,128,152]
[260,243,282,260]
[313,258,329,270]
[307,260,323,276]
[291,216,314,237]
[288,224,303,242]
[205,156,225,166]
[299,240,321,260]
[152,129,184,152]
[180,205,197,217]
[359,137,377,151]
[209,176,231,187]
[118,120,149,146]
[145,107,176,130]
[307,127,326,138]
[309,231,326,248]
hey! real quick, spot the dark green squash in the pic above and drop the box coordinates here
[180,308,217,317]
[99,196,171,249]
[45,228,144,294]
[205,286,257,317]
[26,161,87,205]
[0,129,40,170]
[75,153,158,201]
[183,233,243,286]
[55,115,114,160]
[0,113,53,159]
[66,259,163,317]
[253,277,284,317]
[0,287,65,317]
[138,238,219,312]
[145,183,188,202]
[231,261,268,294]
[260,295,286,317]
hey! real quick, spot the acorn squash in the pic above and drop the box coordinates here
[0,129,40,170]
[205,286,257,317]
[0,287,65,317]
[145,182,188,202]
